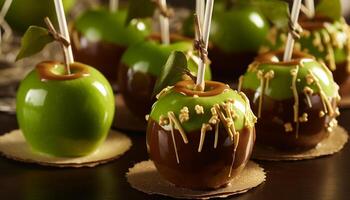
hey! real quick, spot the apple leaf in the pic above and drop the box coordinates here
[152,51,190,97]
[248,0,290,28]
[126,0,156,25]
[316,0,342,20]
[16,26,54,61]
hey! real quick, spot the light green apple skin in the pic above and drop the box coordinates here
[150,87,255,132]
[16,63,115,157]
[118,39,211,119]
[183,4,269,53]
[0,0,76,34]
[242,59,339,100]
[74,8,151,47]
[121,40,211,78]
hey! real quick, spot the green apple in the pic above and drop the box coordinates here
[0,0,76,33]
[262,15,350,96]
[183,3,269,81]
[72,8,151,83]
[16,61,115,157]
[241,50,339,149]
[118,36,212,119]
[147,80,256,189]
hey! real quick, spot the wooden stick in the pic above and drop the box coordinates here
[159,0,170,44]
[54,0,74,74]
[283,0,302,62]
[196,0,205,35]
[0,0,12,55]
[109,0,118,13]
[195,0,214,90]
[305,0,315,18]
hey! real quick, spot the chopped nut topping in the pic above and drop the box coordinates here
[305,74,314,85]
[179,107,189,123]
[195,105,204,114]
[299,113,308,122]
[284,123,293,132]
[303,86,314,95]
[319,110,325,117]
[159,115,169,126]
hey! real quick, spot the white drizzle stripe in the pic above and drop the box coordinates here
[168,112,189,144]
[290,65,300,137]
[168,112,180,164]
[214,122,219,149]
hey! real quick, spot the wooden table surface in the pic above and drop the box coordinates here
[0,109,349,200]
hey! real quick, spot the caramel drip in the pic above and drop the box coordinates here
[198,124,212,152]
[304,92,313,108]
[303,86,314,108]
[257,70,265,118]
[307,70,335,117]
[214,104,234,141]
[321,29,336,71]
[341,19,350,74]
[228,132,239,178]
[239,91,257,128]
[214,122,219,149]
[37,61,90,81]
[168,112,180,164]
[168,112,189,144]
[264,70,275,97]
[290,66,300,138]
[256,70,274,118]
[174,80,228,97]
[237,75,244,92]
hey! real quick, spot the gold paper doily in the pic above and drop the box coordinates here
[127,160,265,199]
[252,126,348,161]
[0,129,132,167]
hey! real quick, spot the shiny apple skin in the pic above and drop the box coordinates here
[0,0,75,33]
[16,63,115,157]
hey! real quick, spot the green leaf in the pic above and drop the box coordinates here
[249,0,290,28]
[152,51,190,97]
[126,0,156,25]
[316,0,342,20]
[16,26,54,61]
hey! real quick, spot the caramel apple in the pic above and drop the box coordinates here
[72,8,151,85]
[146,80,256,189]
[183,3,269,82]
[17,62,115,156]
[118,35,211,119]
[262,15,350,97]
[0,0,75,33]
[240,50,340,150]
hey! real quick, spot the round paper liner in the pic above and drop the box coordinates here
[339,96,350,108]
[252,125,348,161]
[0,129,132,168]
[126,160,266,199]
[113,94,147,132]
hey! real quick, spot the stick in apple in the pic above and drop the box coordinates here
[304,0,315,18]
[0,0,13,55]
[110,0,118,13]
[195,0,214,91]
[159,0,170,45]
[196,0,205,33]
[283,0,303,62]
[54,0,74,74]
